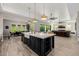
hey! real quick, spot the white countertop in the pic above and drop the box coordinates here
[22,32,55,39]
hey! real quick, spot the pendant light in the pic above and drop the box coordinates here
[41,4,47,20]
[33,3,37,23]
[27,7,31,23]
[50,8,57,20]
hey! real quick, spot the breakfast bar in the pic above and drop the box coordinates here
[21,32,55,56]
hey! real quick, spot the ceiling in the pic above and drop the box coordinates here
[0,3,79,22]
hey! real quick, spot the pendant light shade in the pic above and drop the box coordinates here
[41,4,47,20]
[41,15,47,20]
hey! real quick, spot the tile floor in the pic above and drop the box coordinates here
[0,35,79,56]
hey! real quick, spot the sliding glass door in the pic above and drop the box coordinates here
[40,24,51,32]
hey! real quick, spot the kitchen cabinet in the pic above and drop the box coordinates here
[21,32,55,56]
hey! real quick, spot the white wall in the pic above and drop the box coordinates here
[3,11,28,36]
[0,16,3,35]
[76,11,79,36]
[3,9,29,33]
[0,14,3,41]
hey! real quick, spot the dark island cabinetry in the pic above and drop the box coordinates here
[21,33,55,56]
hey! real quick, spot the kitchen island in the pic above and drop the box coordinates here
[21,32,55,56]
